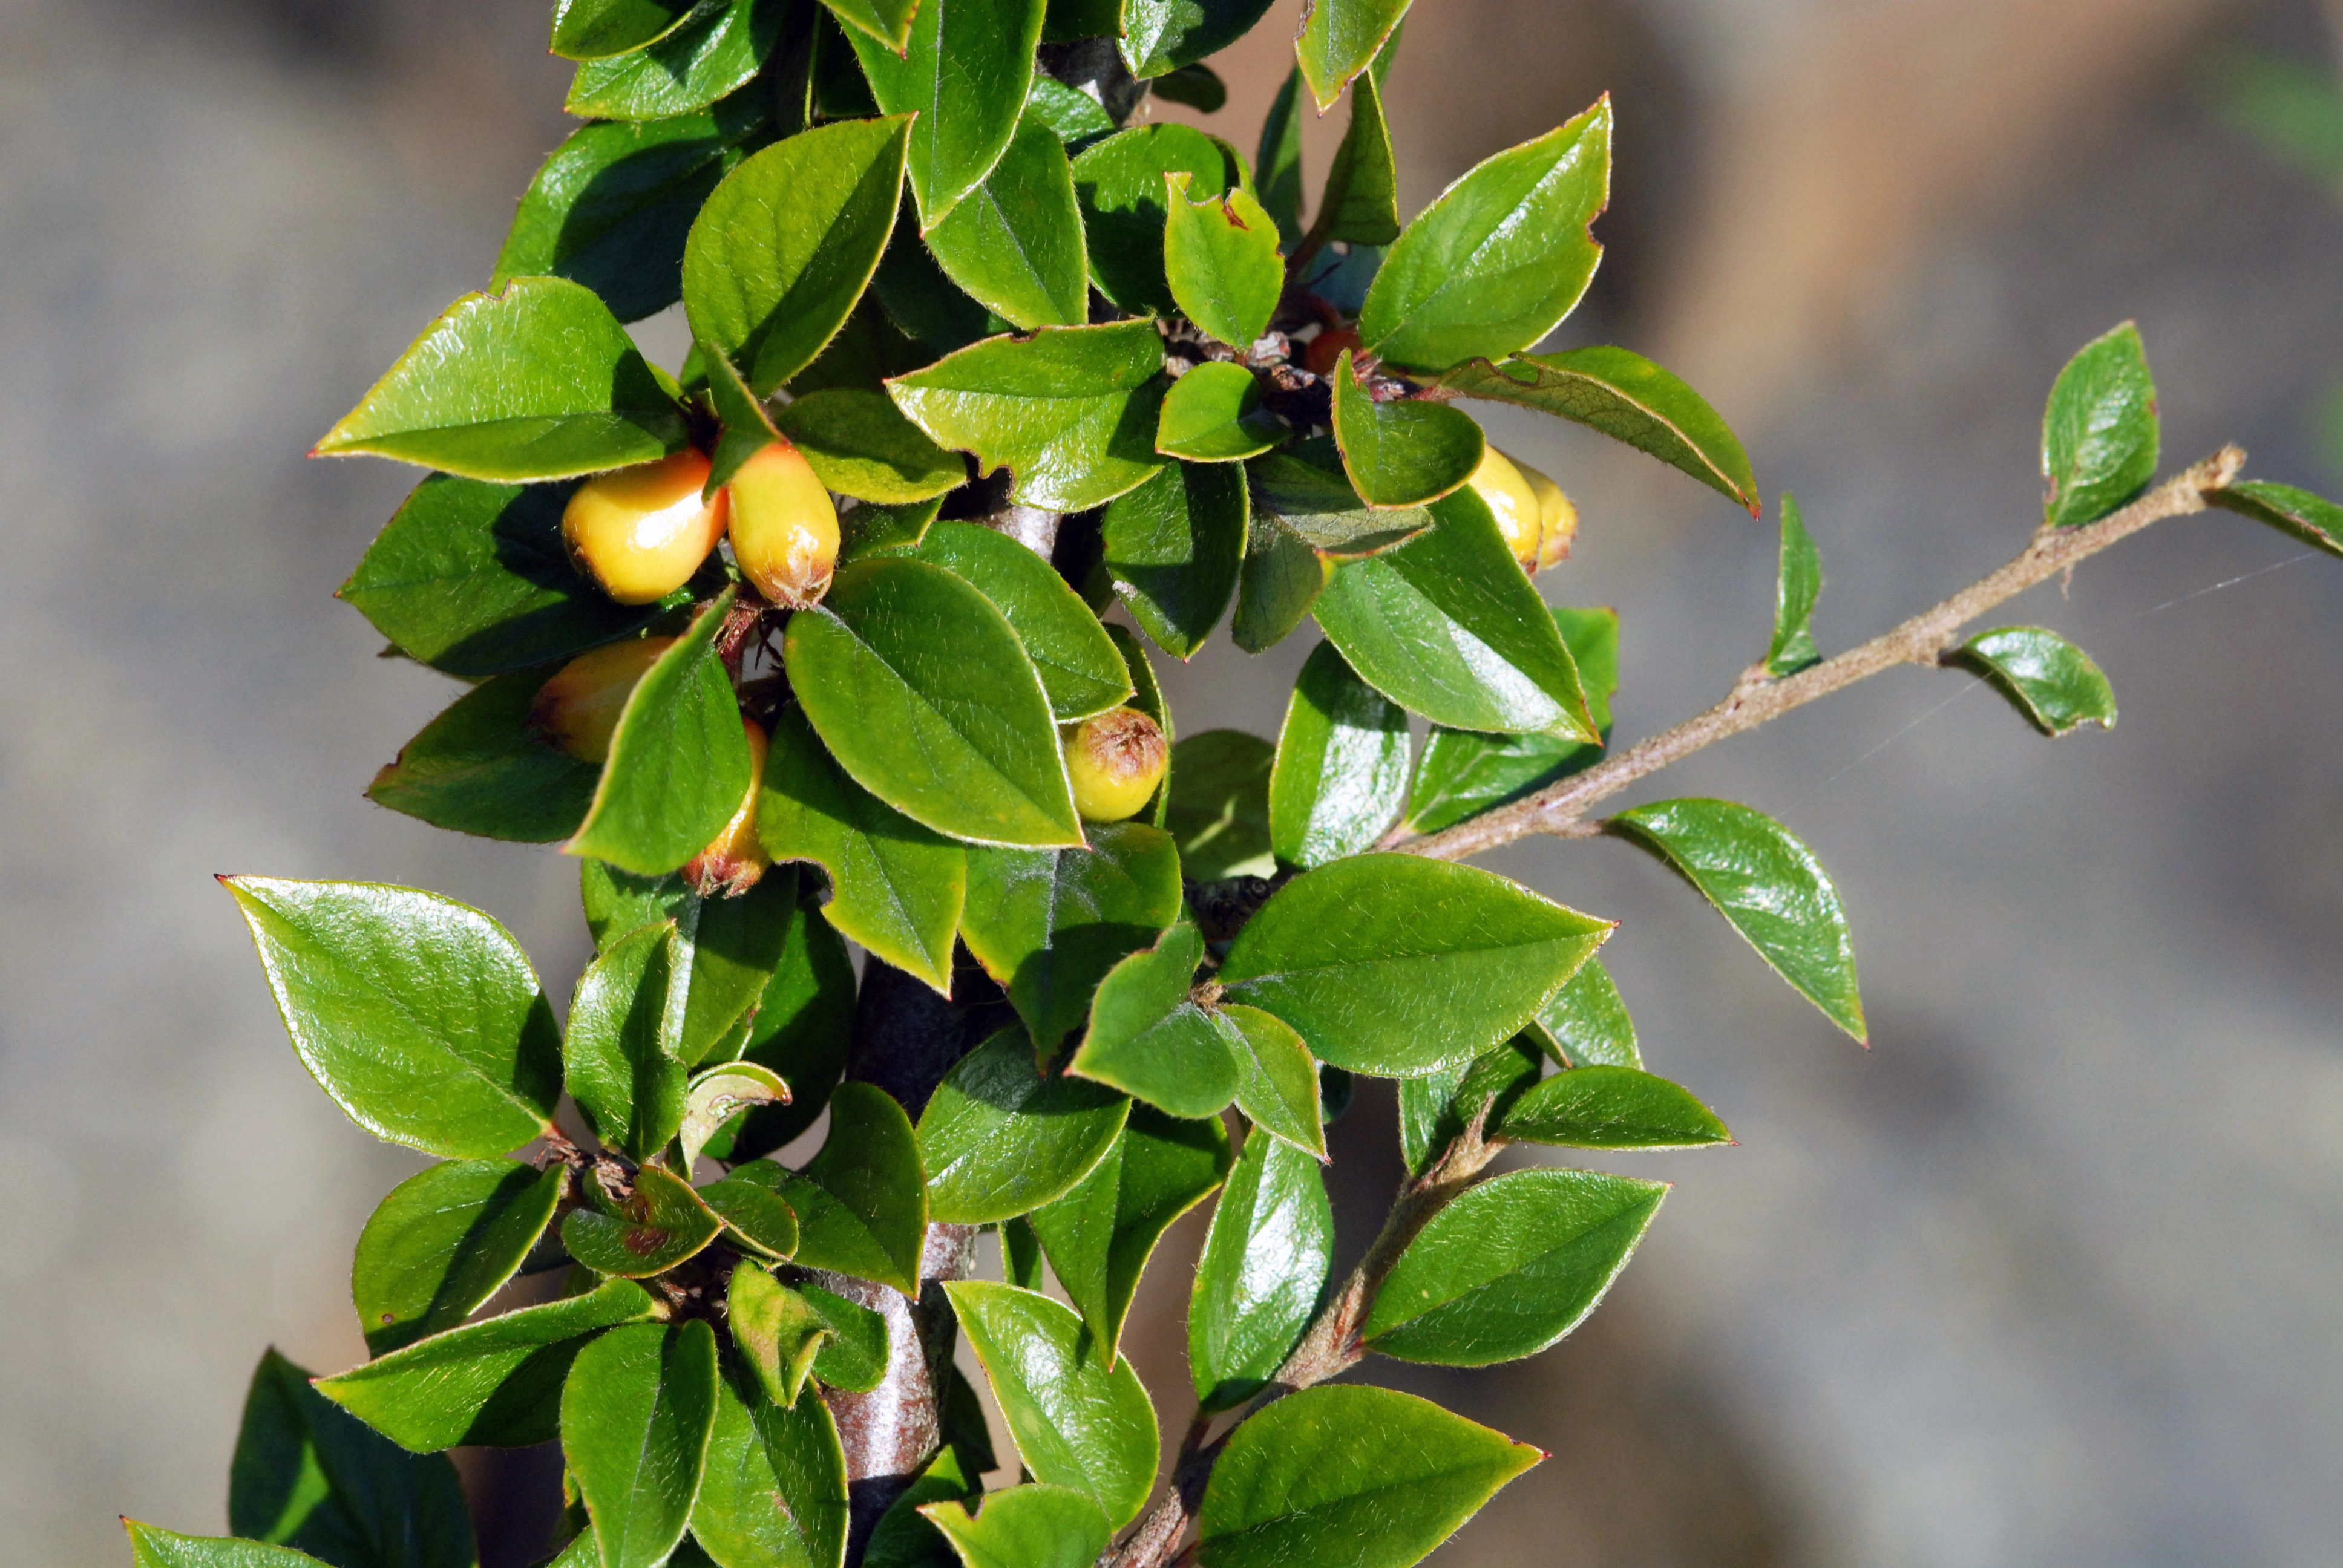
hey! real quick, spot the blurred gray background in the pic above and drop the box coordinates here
[3,0,2339,1563]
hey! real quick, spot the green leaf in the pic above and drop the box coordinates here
[692,1356,850,1568]
[679,1062,791,1171]
[696,1170,802,1259]
[563,922,689,1162]
[923,116,1089,330]
[758,705,968,990]
[962,822,1184,1054]
[1195,1385,1541,1566]
[1954,626,2119,737]
[1067,921,1238,1117]
[784,557,1083,846]
[850,0,1044,223]
[1155,363,1282,464]
[886,320,1169,511]
[230,1348,474,1568]
[1403,605,1616,834]
[1031,1108,1230,1362]
[1495,1065,1731,1150]
[711,877,859,1157]
[1100,459,1248,658]
[1523,955,1639,1068]
[1071,124,1248,315]
[798,1281,891,1392]
[316,1279,658,1451]
[1119,0,1273,76]
[684,117,913,395]
[1246,443,1430,555]
[552,0,700,60]
[943,1281,1159,1527]
[566,0,790,120]
[1302,68,1397,249]
[2043,321,2158,528]
[1217,854,1612,1076]
[1025,76,1117,143]
[865,1444,981,1568]
[223,878,561,1158]
[563,1165,726,1277]
[1294,0,1411,109]
[1165,175,1283,350]
[563,1321,720,1568]
[582,865,801,1069]
[315,278,686,480]
[1312,486,1598,739]
[776,388,965,503]
[784,1082,929,1294]
[1254,68,1305,249]
[1437,345,1758,513]
[1232,509,1331,652]
[919,1027,1132,1222]
[1164,729,1274,880]
[366,667,601,843]
[1767,493,1823,676]
[353,1160,566,1354]
[940,1364,1000,1474]
[1268,641,1407,868]
[818,0,917,50]
[2214,478,2343,557]
[1395,1037,1541,1178]
[339,475,655,676]
[840,496,946,564]
[1221,1004,1325,1157]
[1189,1129,1332,1411]
[1150,60,1227,111]
[913,521,1133,720]
[1358,99,1611,374]
[921,1484,1111,1568]
[125,1524,331,1568]
[870,196,994,359]
[1365,1167,1664,1364]
[1610,798,1866,1041]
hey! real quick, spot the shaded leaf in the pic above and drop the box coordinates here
[782,1082,928,1293]
[1246,444,1430,555]
[581,864,799,1070]
[1954,626,2119,737]
[1231,509,1331,653]
[1767,493,1823,676]
[801,1281,892,1392]
[1024,76,1116,143]
[1164,729,1274,880]
[710,877,859,1157]
[776,387,965,504]
[1269,640,1408,867]
[849,0,1045,223]
[920,1027,1132,1222]
[366,667,601,843]
[2043,321,2158,529]
[863,1444,981,1568]
[1302,68,1397,250]
[840,496,946,564]
[562,1321,720,1568]
[1165,175,1283,350]
[923,116,1089,330]
[353,1160,566,1354]
[563,1165,725,1277]
[1102,459,1248,659]
[1068,922,1237,1117]
[913,521,1132,720]
[1155,363,1283,465]
[1394,1037,1541,1178]
[818,0,917,50]
[552,0,701,60]
[1189,1130,1332,1411]
[1495,1065,1731,1150]
[1522,955,1639,1069]
[1149,60,1227,111]
[1120,0,1274,77]
[1254,68,1305,249]
[1071,125,1248,315]
[696,1170,802,1260]
[563,922,689,1163]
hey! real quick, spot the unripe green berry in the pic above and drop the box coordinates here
[1064,707,1168,823]
[562,449,729,605]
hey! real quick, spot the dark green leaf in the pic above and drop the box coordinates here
[808,7,880,119]
[1403,605,1616,834]
[1217,854,1612,1075]
[696,1169,802,1259]
[563,922,689,1163]
[840,497,946,564]
[678,1061,791,1171]
[1188,1129,1331,1411]
[1246,444,1429,555]
[1003,1215,1047,1289]
[943,1281,1159,1527]
[1437,345,1758,513]
[1495,1065,1730,1150]
[223,878,561,1158]
[870,196,993,358]
[1358,99,1611,374]
[1071,124,1248,314]
[315,278,686,480]
[366,667,601,843]
[692,1355,850,1568]
[784,557,1083,846]
[939,1363,1000,1475]
[912,522,1133,720]
[1611,798,1866,1042]
[1221,1004,1324,1157]
[2214,478,2343,557]
[1523,955,1639,1068]
[125,1525,330,1568]
[696,337,786,490]
[1120,0,1272,76]
[1155,363,1282,465]
[684,117,913,394]
[919,1027,1131,1222]
[552,0,700,60]
[1067,922,1238,1117]
[886,320,1169,511]
[921,1484,1111,1568]
[1164,729,1274,879]
[566,0,790,122]
[563,1321,719,1568]
[1294,0,1411,109]
[1269,640,1408,867]
[818,0,917,50]
[1165,176,1283,350]
[710,876,859,1157]
[773,387,963,504]
[353,1160,566,1354]
[849,0,1044,223]
[563,1165,726,1277]
[1365,1168,1663,1364]
[581,866,799,1069]
[787,1082,928,1293]
[1395,1037,1541,1178]
[2043,321,2158,529]
[1195,1384,1541,1566]
[864,1445,981,1568]
[1254,68,1305,250]
[1302,69,1397,250]
[1231,510,1331,653]
[1101,460,1248,658]
[1149,61,1227,110]
[1026,76,1118,144]
[1767,493,1823,676]
[1954,626,2119,737]
[801,1281,892,1392]
[923,116,1089,330]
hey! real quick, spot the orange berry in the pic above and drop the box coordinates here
[562,450,729,605]
[1467,446,1544,569]
[685,717,772,898]
[530,638,675,763]
[1064,708,1168,823]
[727,443,839,610]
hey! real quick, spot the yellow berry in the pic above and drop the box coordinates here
[728,443,839,610]
[1519,457,1578,570]
[562,450,729,606]
[1064,708,1168,823]
[530,637,675,763]
[686,717,772,898]
[1467,446,1544,569]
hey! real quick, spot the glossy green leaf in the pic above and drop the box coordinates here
[1496,1065,1729,1149]
[785,557,1082,846]
[1165,729,1274,879]
[912,521,1132,720]
[1255,68,1305,249]
[1403,605,1616,834]
[794,1281,890,1393]
[563,1321,719,1568]
[923,117,1089,330]
[583,864,801,1070]
[919,1027,1131,1221]
[1071,125,1248,314]
[2215,478,2343,557]
[564,1165,726,1277]
[1611,798,1864,1040]
[1233,511,1331,652]
[1155,363,1282,464]
[563,922,689,1162]
[1365,1167,1663,1364]
[230,1348,474,1568]
[223,878,561,1158]
[921,1484,1110,1568]
[353,1160,566,1354]
[366,667,601,843]
[125,1524,330,1568]
[850,0,1044,223]
[1189,1129,1332,1411]
[863,1444,981,1568]
[680,1061,791,1171]
[552,0,700,60]
[776,387,965,504]
[567,0,788,120]
[1358,100,1611,374]
[341,475,654,676]
[1067,921,1237,1117]
[722,1157,907,1292]
[1313,486,1598,739]
[1025,75,1116,143]
[943,1281,1159,1527]
[787,1082,928,1293]
[1221,1004,1324,1157]
[1302,68,1397,249]
[886,320,1169,511]
[1294,0,1411,109]
[696,1171,802,1260]
[1217,854,1612,1076]
[2043,321,2158,528]
[1165,175,1283,350]
[691,1356,850,1568]
[1196,1384,1541,1566]
[315,277,686,480]
[1119,0,1273,76]
[1437,345,1758,513]
[962,822,1183,1054]
[1100,462,1247,660]
[1269,640,1408,867]
[818,0,917,50]
[1955,626,2119,737]
[316,1279,658,1452]
[1768,493,1823,676]
[1523,955,1639,1068]
[696,338,786,491]
[684,118,913,394]
[1395,1037,1541,1178]
[1245,443,1429,555]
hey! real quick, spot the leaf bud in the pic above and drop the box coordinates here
[685,717,772,897]
[529,637,675,763]
[561,449,729,605]
[1063,707,1168,823]
[727,442,840,610]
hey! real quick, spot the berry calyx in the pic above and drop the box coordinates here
[685,717,772,898]
[727,443,839,610]
[1064,707,1168,823]
[530,637,675,763]
[562,450,729,606]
